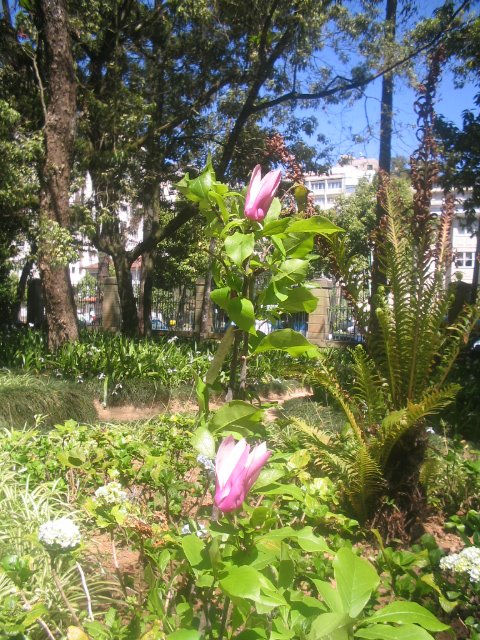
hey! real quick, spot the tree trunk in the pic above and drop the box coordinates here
[112,252,139,336]
[369,0,397,339]
[13,256,34,323]
[139,249,154,336]
[37,0,78,350]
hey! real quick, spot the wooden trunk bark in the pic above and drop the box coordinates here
[369,0,397,339]
[37,0,78,350]
[112,253,139,337]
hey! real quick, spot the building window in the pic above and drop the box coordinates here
[309,181,325,191]
[455,251,475,267]
[328,180,342,189]
[367,164,373,170]
[71,266,75,274]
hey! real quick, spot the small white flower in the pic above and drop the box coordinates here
[38,518,81,551]
[98,372,106,380]
[181,524,191,535]
[426,427,435,435]
[167,336,178,343]
[94,482,128,506]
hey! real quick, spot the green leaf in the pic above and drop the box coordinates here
[194,373,209,417]
[254,329,320,358]
[181,534,205,567]
[333,547,379,617]
[167,631,202,640]
[189,165,214,201]
[263,197,281,223]
[283,233,314,259]
[258,526,329,553]
[355,624,435,639]
[225,232,255,267]
[313,579,344,612]
[365,602,449,632]
[209,400,264,434]
[262,218,290,236]
[273,259,309,286]
[309,612,351,640]
[220,565,268,601]
[191,426,216,458]
[210,287,256,333]
[280,286,318,313]
[205,325,235,385]
[287,216,343,235]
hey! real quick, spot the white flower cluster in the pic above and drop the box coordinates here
[94,481,128,506]
[197,454,215,473]
[38,518,81,551]
[440,546,480,583]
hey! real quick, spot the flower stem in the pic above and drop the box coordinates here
[76,561,94,621]
[49,555,81,626]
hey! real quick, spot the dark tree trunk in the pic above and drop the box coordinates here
[13,256,34,323]
[369,0,397,339]
[37,0,78,350]
[112,252,139,337]
[139,250,154,336]
[138,211,155,336]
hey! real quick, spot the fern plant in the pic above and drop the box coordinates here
[303,182,479,526]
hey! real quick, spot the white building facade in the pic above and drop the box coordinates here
[305,157,379,210]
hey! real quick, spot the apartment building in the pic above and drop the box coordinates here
[305,156,379,210]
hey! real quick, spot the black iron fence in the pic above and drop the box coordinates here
[150,287,196,332]
[328,286,363,343]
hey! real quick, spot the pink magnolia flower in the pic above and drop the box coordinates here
[214,436,272,512]
[244,164,282,222]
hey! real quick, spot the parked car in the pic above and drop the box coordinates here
[151,318,169,331]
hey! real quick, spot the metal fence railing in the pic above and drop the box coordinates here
[150,287,196,332]
[328,286,363,343]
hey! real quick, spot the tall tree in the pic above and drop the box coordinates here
[36,0,78,349]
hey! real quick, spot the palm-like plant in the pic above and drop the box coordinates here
[302,183,479,526]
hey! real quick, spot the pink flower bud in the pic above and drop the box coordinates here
[214,436,272,512]
[244,164,282,222]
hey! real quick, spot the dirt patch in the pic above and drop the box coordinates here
[423,515,465,554]
[95,386,314,422]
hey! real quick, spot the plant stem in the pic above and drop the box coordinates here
[20,591,57,640]
[218,596,231,640]
[111,531,128,597]
[76,561,94,621]
[49,555,81,626]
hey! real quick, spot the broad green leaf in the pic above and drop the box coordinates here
[294,184,310,212]
[181,534,205,567]
[262,218,289,236]
[309,612,351,640]
[67,628,90,640]
[205,325,235,385]
[312,579,344,612]
[225,232,255,267]
[191,426,216,458]
[283,233,314,259]
[210,287,256,334]
[189,165,214,201]
[253,467,285,488]
[254,329,320,358]
[260,484,306,501]
[287,216,343,235]
[365,602,449,632]
[355,624,435,639]
[263,197,281,223]
[167,631,202,640]
[194,373,209,417]
[209,400,264,433]
[273,259,309,286]
[280,286,318,313]
[258,526,329,553]
[333,547,379,618]
[220,566,287,612]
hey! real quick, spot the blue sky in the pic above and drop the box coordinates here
[301,71,478,163]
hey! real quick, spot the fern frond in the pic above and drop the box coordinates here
[346,443,385,522]
[351,345,388,428]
